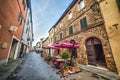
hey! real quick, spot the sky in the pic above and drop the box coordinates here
[31,0,73,46]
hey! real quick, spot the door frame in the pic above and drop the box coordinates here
[85,37,106,67]
[6,36,20,64]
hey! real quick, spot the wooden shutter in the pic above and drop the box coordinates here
[80,17,87,30]
[69,26,73,35]
[116,0,120,9]
[18,12,23,25]
[60,33,62,40]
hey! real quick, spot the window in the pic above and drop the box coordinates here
[27,20,29,26]
[18,12,23,25]
[68,12,72,20]
[78,0,85,10]
[22,0,26,10]
[51,38,52,43]
[60,22,62,28]
[55,37,56,42]
[55,28,57,32]
[49,39,50,43]
[26,27,28,33]
[69,26,73,35]
[80,17,87,30]
[116,0,120,9]
[60,33,62,40]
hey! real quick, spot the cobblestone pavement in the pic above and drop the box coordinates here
[6,52,111,80]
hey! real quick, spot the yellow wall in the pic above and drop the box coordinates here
[100,0,120,75]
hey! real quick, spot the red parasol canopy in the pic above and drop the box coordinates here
[54,42,79,48]
[42,45,60,50]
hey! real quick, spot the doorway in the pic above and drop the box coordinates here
[86,37,107,67]
[8,38,18,63]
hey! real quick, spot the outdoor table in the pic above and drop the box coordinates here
[56,59,64,61]
[54,55,62,59]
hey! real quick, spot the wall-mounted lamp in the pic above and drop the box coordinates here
[91,2,100,12]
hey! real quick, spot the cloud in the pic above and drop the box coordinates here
[31,0,73,46]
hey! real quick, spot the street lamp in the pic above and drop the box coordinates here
[70,41,76,66]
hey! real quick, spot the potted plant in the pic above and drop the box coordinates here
[62,51,69,61]
[69,58,80,72]
[43,53,48,60]
[61,64,69,76]
[47,56,52,65]
[61,51,69,76]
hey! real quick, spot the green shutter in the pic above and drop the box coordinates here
[69,27,71,35]
[69,26,73,35]
[18,12,23,25]
[71,26,73,34]
[60,33,62,40]
[80,17,87,30]
[116,0,120,9]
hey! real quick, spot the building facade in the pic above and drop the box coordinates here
[50,0,119,74]
[0,0,28,65]
[35,38,46,52]
[42,37,49,54]
[21,0,33,55]
[48,27,55,56]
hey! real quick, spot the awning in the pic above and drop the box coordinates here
[54,42,79,49]
[42,45,60,50]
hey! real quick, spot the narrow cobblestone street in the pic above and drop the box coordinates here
[5,52,113,80]
[6,52,61,80]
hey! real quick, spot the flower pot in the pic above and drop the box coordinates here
[47,61,52,65]
[70,66,79,72]
[43,54,48,60]
[61,69,68,76]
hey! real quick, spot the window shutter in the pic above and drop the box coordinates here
[69,27,71,35]
[80,17,87,29]
[60,33,62,40]
[116,0,120,9]
[18,12,23,25]
[71,26,73,34]
[69,26,73,35]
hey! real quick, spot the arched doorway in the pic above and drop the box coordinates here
[86,37,107,67]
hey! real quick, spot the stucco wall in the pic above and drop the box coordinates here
[99,0,120,75]
[0,0,27,65]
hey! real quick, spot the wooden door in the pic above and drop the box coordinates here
[86,37,106,67]
[86,38,96,66]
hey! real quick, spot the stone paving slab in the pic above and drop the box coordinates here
[51,64,107,80]
[78,64,120,80]
[0,55,27,80]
